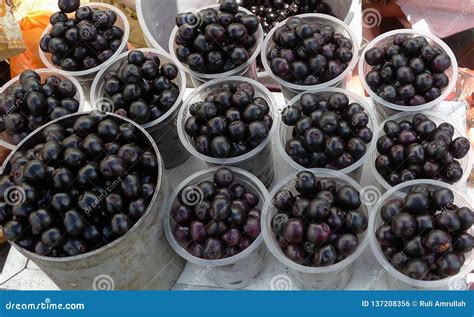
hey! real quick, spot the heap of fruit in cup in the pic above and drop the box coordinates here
[267,16,353,85]
[244,0,333,33]
[364,33,451,106]
[102,50,180,124]
[0,112,159,257]
[0,70,79,145]
[174,0,260,73]
[375,113,470,185]
[375,186,473,280]
[271,172,367,267]
[282,92,372,169]
[171,167,261,260]
[40,0,124,71]
[184,82,272,158]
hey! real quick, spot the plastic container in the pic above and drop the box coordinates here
[368,179,474,290]
[358,29,458,121]
[164,166,269,289]
[261,170,369,290]
[1,112,185,290]
[0,68,85,150]
[261,13,359,102]
[168,4,264,87]
[276,87,378,182]
[39,3,130,98]
[177,76,278,187]
[370,111,472,192]
[90,48,188,169]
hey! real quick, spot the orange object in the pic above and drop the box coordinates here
[9,10,52,77]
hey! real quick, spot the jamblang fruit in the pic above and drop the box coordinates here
[375,114,470,186]
[0,111,159,257]
[375,185,473,281]
[272,171,367,267]
[282,91,372,169]
[364,34,452,106]
[171,167,261,260]
[267,16,353,85]
[40,0,124,71]
[174,0,260,74]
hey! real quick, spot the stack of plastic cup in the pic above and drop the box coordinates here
[369,179,473,290]
[261,170,369,290]
[90,48,188,169]
[39,2,130,99]
[0,69,84,151]
[177,76,278,187]
[370,111,472,193]
[261,13,359,102]
[164,167,268,289]
[276,87,378,182]
[358,29,458,121]
[168,4,264,87]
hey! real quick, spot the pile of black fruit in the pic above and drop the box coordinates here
[364,34,451,106]
[375,113,470,185]
[282,92,373,169]
[171,167,261,259]
[174,0,260,73]
[0,111,159,257]
[0,70,79,145]
[102,50,180,124]
[271,172,367,266]
[244,0,333,33]
[376,185,473,280]
[39,0,124,71]
[267,16,353,85]
[184,81,272,158]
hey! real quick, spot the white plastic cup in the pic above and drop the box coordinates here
[164,166,269,289]
[261,13,359,102]
[368,179,474,290]
[276,87,378,182]
[39,2,130,98]
[90,48,188,169]
[177,76,278,187]
[168,4,264,88]
[358,29,458,122]
[261,170,369,290]
[370,111,472,192]
[0,68,85,150]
